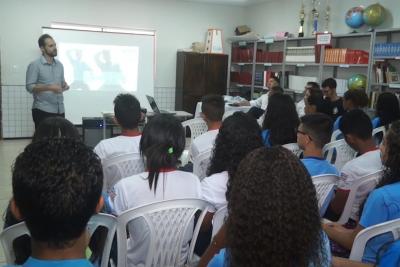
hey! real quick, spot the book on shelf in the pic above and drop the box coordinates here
[324,48,369,64]
[285,46,315,63]
[374,43,400,58]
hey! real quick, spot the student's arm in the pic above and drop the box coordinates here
[332,257,373,267]
[323,222,364,250]
[198,223,226,267]
[328,188,350,216]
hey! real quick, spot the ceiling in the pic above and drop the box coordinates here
[180,0,275,6]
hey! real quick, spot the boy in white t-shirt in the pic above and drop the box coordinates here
[94,93,143,160]
[190,95,225,161]
[326,109,383,222]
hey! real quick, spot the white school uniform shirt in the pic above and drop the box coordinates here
[94,135,141,160]
[297,99,306,117]
[113,170,202,267]
[189,129,219,160]
[250,92,270,125]
[201,171,229,212]
[337,149,383,220]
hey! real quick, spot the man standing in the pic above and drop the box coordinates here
[26,34,69,128]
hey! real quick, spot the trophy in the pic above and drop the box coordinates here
[311,0,319,35]
[298,2,305,37]
[324,0,330,33]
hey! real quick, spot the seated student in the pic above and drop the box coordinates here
[372,92,400,129]
[7,138,103,267]
[262,93,299,147]
[200,147,331,267]
[297,114,338,176]
[112,114,201,266]
[324,121,400,265]
[325,109,383,223]
[322,78,345,121]
[94,93,142,160]
[333,89,369,132]
[201,112,262,226]
[304,92,334,117]
[297,81,321,117]
[190,94,224,161]
[237,76,279,109]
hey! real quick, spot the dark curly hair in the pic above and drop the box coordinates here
[343,89,369,109]
[207,112,262,198]
[32,117,80,142]
[226,147,326,267]
[376,92,400,126]
[12,138,103,248]
[262,93,300,145]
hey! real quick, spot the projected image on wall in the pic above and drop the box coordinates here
[57,43,139,92]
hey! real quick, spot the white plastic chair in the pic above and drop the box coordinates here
[116,199,210,267]
[193,149,213,181]
[372,126,386,146]
[211,205,228,238]
[336,170,383,225]
[0,213,117,267]
[312,174,339,216]
[102,152,145,193]
[282,143,303,158]
[331,129,343,141]
[349,218,400,261]
[322,139,357,171]
[181,118,208,146]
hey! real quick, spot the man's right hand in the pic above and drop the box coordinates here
[48,84,63,93]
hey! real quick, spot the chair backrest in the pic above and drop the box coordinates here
[372,126,386,146]
[0,213,117,267]
[312,174,339,216]
[349,218,400,261]
[337,170,383,225]
[212,205,228,238]
[322,139,357,171]
[282,143,303,158]
[182,118,208,145]
[116,199,210,267]
[331,129,343,142]
[102,152,145,193]
[193,149,213,180]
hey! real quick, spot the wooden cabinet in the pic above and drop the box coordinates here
[176,52,228,114]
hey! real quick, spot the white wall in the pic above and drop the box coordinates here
[245,0,400,37]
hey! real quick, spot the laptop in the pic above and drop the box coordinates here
[146,95,175,115]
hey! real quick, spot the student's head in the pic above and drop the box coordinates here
[321,78,337,99]
[32,117,80,142]
[304,81,320,95]
[140,114,185,191]
[305,93,333,117]
[297,114,333,151]
[226,147,325,266]
[11,138,103,249]
[269,86,284,97]
[113,93,141,130]
[208,112,262,193]
[263,93,299,145]
[342,89,369,111]
[201,94,225,123]
[339,109,373,151]
[267,76,280,89]
[376,92,400,126]
[379,121,400,187]
[38,34,57,57]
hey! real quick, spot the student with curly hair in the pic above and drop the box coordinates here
[262,93,300,147]
[112,114,201,266]
[8,138,103,266]
[201,147,331,267]
[325,121,400,266]
[372,92,400,129]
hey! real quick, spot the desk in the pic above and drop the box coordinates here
[194,102,251,118]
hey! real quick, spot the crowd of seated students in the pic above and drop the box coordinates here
[3,83,400,267]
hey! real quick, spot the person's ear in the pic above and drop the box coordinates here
[95,196,104,213]
[10,198,23,221]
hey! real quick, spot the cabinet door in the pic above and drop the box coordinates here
[183,53,206,96]
[205,54,228,95]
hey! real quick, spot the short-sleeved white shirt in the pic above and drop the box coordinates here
[113,170,202,267]
[201,171,229,212]
[338,149,383,220]
[190,129,219,160]
[94,135,141,160]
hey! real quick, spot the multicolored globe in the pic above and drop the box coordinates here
[348,74,367,90]
[363,3,385,27]
[345,6,365,29]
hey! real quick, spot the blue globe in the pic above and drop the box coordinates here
[345,6,365,29]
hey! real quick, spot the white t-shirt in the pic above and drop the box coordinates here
[113,170,202,267]
[94,135,141,160]
[201,171,229,212]
[338,149,383,220]
[189,129,219,160]
[249,92,269,110]
[297,99,305,117]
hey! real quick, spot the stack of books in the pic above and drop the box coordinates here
[285,46,315,62]
[256,50,284,63]
[374,43,400,58]
[232,47,253,62]
[324,49,369,64]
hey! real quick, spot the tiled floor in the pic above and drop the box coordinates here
[0,139,30,264]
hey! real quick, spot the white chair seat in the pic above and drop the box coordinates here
[182,118,208,147]
[322,139,357,171]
